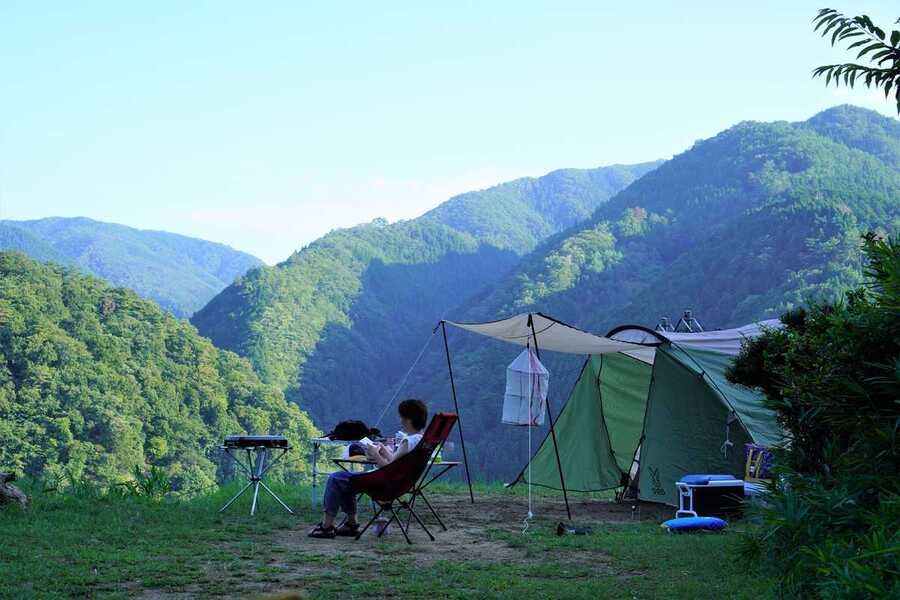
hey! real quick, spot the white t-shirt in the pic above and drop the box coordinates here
[394,432,423,459]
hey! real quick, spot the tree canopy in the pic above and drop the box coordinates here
[0,252,317,490]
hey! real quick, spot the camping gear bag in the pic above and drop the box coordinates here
[327,420,380,441]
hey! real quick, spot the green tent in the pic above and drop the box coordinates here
[513,322,783,506]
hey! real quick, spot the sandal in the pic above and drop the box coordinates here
[335,522,360,537]
[307,523,336,539]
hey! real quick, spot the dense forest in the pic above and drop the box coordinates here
[0,253,318,490]
[0,217,262,318]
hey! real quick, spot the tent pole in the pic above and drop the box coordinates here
[440,321,475,504]
[528,314,572,520]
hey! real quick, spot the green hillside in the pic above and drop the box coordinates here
[0,223,69,265]
[0,252,317,490]
[470,106,900,326]
[0,217,263,318]
[191,162,659,423]
[421,164,660,253]
[803,104,900,170]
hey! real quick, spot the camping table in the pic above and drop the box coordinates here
[219,437,294,516]
[309,437,355,504]
[333,457,459,530]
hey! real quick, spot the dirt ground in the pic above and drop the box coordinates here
[275,490,670,565]
[137,491,672,599]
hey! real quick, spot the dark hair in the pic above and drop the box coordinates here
[398,398,428,431]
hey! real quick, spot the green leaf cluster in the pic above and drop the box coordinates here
[727,234,900,598]
[812,9,900,114]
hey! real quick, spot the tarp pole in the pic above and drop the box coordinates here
[440,320,475,503]
[528,314,572,520]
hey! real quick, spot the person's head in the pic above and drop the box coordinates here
[398,398,428,433]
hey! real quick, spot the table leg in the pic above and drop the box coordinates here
[250,480,261,516]
[220,480,254,513]
[311,441,320,506]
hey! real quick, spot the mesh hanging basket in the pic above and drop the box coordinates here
[502,348,549,426]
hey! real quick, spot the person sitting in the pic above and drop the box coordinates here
[308,398,428,539]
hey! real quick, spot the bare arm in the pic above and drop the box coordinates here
[365,442,392,467]
[365,439,411,467]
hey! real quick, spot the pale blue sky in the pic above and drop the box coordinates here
[1,1,897,263]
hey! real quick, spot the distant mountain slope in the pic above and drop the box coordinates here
[0,217,262,318]
[191,162,659,424]
[0,252,317,490]
[0,223,70,265]
[400,106,900,480]
[421,163,661,252]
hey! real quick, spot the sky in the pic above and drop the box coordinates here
[1,2,898,264]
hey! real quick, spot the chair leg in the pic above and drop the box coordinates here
[404,494,416,532]
[355,504,385,541]
[402,501,435,541]
[417,491,447,531]
[390,505,412,544]
[377,504,400,539]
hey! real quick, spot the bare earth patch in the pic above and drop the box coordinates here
[134,491,670,599]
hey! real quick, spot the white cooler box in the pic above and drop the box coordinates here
[676,474,745,518]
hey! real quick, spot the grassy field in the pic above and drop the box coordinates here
[0,479,773,599]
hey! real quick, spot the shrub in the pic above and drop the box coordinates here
[728,233,900,598]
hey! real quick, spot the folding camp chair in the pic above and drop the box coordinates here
[350,412,458,544]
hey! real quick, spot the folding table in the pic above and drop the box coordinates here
[220,435,294,516]
[309,437,353,504]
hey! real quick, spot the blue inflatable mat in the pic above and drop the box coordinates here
[661,516,727,532]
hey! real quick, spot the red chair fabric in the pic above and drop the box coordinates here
[349,412,458,542]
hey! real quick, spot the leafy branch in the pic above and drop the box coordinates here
[812,8,900,114]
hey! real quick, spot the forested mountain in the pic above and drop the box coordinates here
[0,252,317,490]
[401,105,900,480]
[190,162,659,420]
[0,217,262,318]
[420,164,660,253]
[468,105,900,326]
[194,105,898,483]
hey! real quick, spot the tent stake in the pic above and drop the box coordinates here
[440,321,475,504]
[528,314,572,520]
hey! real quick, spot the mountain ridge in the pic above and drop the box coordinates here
[0,217,263,318]
[190,161,660,396]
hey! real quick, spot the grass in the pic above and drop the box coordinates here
[0,479,774,599]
